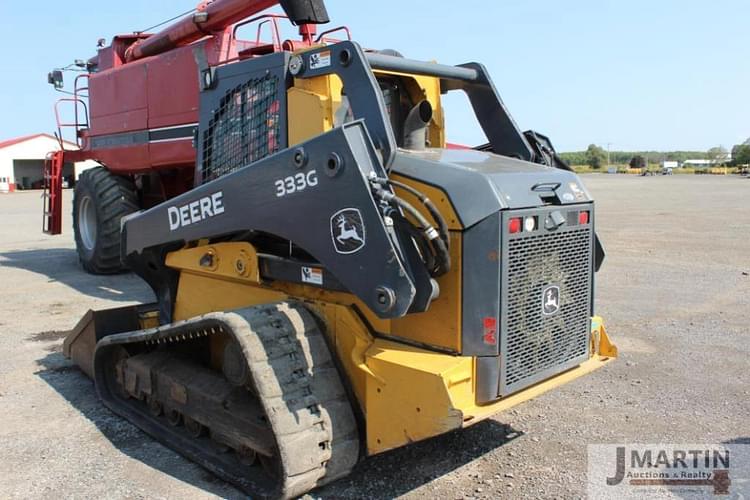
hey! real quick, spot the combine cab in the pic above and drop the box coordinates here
[51,0,617,497]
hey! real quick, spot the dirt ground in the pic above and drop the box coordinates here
[0,175,748,499]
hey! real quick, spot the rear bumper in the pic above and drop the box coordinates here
[463,347,615,427]
[363,316,616,455]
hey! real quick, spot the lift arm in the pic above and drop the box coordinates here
[121,122,420,321]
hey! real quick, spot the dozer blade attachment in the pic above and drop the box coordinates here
[63,304,157,379]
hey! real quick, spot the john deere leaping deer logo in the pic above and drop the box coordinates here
[542,285,561,315]
[330,208,366,255]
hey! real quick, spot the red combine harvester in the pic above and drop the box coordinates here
[46,0,333,273]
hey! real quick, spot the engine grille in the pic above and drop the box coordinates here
[500,209,593,395]
[201,74,281,183]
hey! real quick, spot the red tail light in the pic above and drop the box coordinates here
[579,211,590,225]
[509,218,522,234]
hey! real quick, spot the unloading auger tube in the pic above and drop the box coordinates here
[93,302,359,499]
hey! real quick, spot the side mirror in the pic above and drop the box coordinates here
[48,69,64,90]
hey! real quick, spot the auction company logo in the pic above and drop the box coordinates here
[588,444,750,498]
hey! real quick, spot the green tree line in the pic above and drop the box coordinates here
[559,149,710,167]
[731,144,750,166]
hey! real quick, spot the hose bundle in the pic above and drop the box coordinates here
[371,177,451,278]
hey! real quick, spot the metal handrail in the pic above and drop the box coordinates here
[53,74,90,149]
[315,26,352,44]
[54,98,89,148]
[232,14,287,52]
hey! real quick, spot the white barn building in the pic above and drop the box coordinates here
[0,133,98,192]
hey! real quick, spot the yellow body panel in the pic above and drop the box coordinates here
[172,272,285,320]
[165,243,617,456]
[388,232,462,352]
[167,243,284,321]
[364,339,471,451]
[391,173,462,230]
[286,70,445,148]
[386,175,464,351]
[166,243,261,285]
[307,301,375,408]
[287,74,344,146]
[363,319,616,454]
[169,235,463,353]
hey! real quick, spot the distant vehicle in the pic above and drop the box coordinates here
[662,167,674,175]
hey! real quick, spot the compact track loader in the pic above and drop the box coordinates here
[56,0,617,497]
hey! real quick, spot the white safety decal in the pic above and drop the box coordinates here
[301,267,324,286]
[569,182,586,201]
[309,50,332,69]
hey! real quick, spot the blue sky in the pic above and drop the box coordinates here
[1,0,748,151]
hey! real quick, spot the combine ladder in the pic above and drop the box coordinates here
[42,150,64,235]
[44,74,90,235]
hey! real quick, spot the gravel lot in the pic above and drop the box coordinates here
[0,175,748,499]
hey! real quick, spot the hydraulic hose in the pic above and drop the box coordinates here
[378,178,450,252]
[372,184,451,277]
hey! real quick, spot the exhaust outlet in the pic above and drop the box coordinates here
[403,100,433,150]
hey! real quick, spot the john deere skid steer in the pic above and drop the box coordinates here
[60,0,616,497]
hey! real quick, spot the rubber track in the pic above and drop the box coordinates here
[93,302,359,499]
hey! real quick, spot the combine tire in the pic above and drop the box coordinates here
[72,167,138,274]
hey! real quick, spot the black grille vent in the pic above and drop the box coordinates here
[201,74,280,183]
[500,215,593,395]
